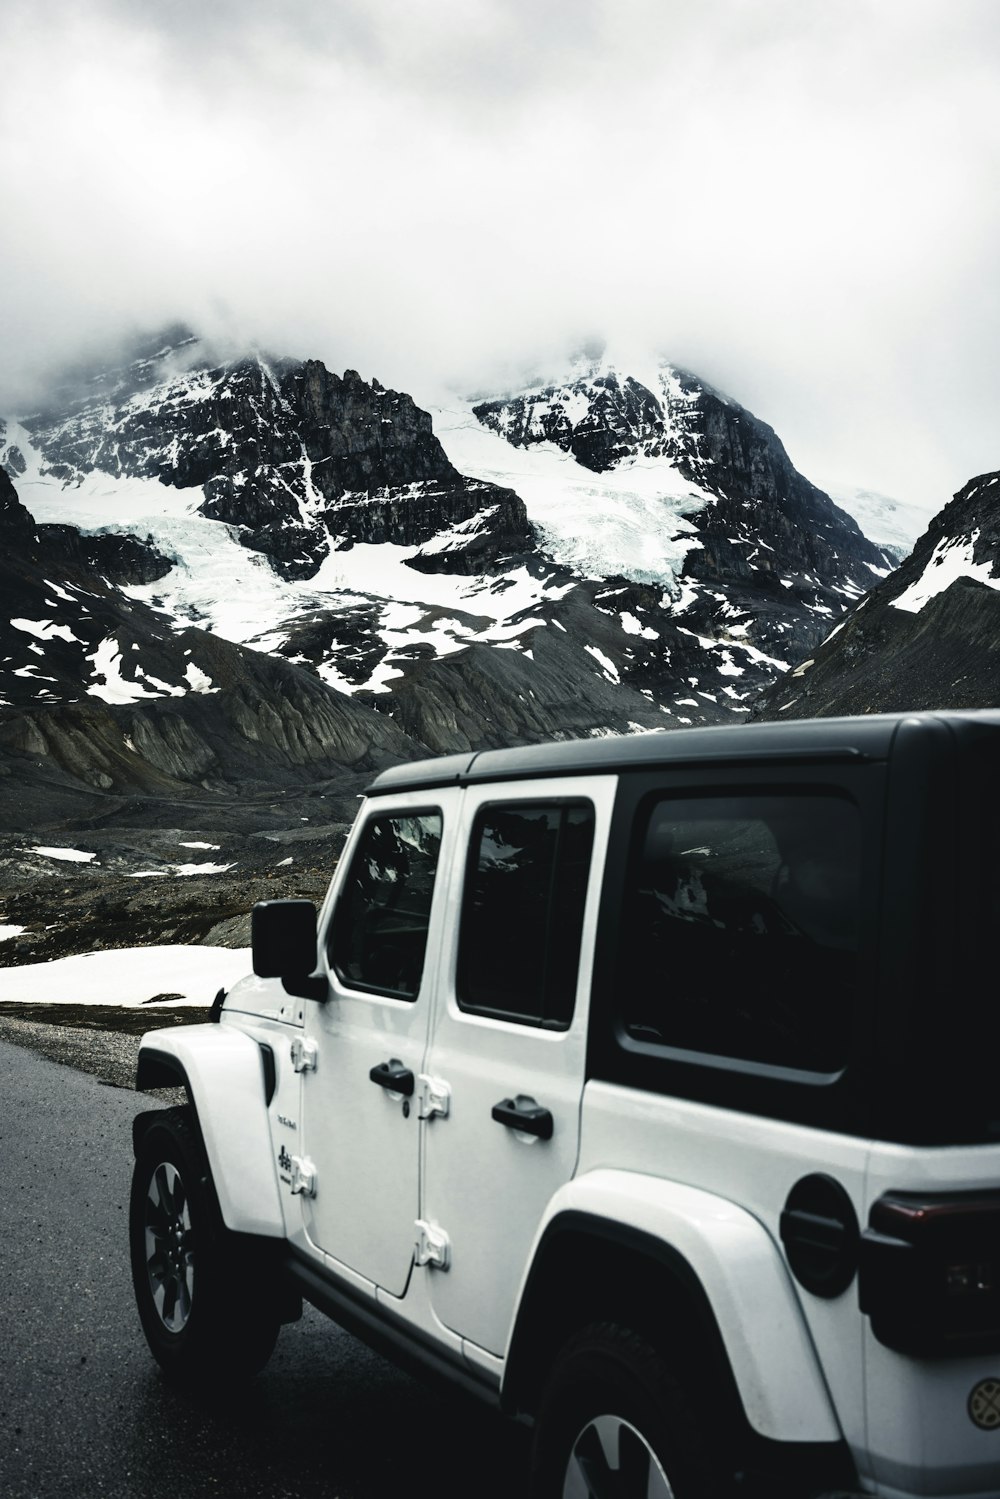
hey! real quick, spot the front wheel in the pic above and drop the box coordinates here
[530,1322,733,1499]
[129,1106,280,1386]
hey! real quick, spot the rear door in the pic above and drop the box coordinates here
[420,775,615,1355]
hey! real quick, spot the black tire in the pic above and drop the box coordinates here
[530,1322,734,1499]
[129,1106,280,1385]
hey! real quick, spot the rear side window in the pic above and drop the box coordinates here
[457,801,595,1028]
[618,793,861,1073]
[329,811,442,1000]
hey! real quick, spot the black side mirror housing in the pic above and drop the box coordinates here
[251,900,326,1000]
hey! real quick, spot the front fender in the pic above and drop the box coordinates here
[515,1168,840,1444]
[136,1024,284,1239]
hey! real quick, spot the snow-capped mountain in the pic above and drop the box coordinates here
[756,469,1000,718]
[0,331,901,796]
[819,482,929,563]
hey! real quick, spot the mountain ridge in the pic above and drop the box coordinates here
[1,331,902,775]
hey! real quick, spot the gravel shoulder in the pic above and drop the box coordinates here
[0,1005,204,1090]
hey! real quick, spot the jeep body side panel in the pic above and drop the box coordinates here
[517,1167,841,1443]
[575,1082,868,1451]
[136,1023,285,1237]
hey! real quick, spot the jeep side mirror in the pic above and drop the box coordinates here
[251,900,326,1001]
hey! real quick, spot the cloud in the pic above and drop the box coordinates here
[2,0,999,508]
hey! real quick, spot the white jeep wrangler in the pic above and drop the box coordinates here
[130,711,1000,1498]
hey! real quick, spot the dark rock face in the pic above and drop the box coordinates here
[476,373,667,472]
[0,467,35,537]
[36,526,173,586]
[755,471,1000,718]
[475,366,888,594]
[21,343,534,582]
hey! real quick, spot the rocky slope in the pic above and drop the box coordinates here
[0,465,419,801]
[755,470,1000,718]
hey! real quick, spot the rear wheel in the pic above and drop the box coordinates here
[129,1106,281,1385]
[530,1322,734,1499]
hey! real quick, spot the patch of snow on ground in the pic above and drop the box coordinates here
[87,636,167,704]
[178,841,220,850]
[585,645,620,682]
[12,618,82,644]
[28,846,96,863]
[620,611,658,639]
[0,925,26,942]
[184,663,218,692]
[675,626,791,673]
[0,944,251,1006]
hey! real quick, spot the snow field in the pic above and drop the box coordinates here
[0,944,252,1007]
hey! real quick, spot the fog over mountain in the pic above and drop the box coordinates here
[3,0,999,514]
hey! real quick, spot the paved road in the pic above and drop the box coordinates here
[0,1039,529,1498]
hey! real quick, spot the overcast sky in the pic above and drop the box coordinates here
[2,0,998,510]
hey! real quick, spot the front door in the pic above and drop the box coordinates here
[299,791,456,1296]
[420,776,616,1354]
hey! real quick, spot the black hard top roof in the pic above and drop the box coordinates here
[366,709,1000,796]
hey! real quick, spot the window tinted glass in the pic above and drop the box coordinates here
[619,794,861,1072]
[330,811,442,1000]
[458,802,595,1027]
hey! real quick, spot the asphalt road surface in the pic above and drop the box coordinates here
[0,1038,529,1498]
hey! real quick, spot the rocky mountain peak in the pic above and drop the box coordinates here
[15,337,532,583]
[756,467,1000,718]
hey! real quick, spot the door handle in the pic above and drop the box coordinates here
[491,1094,553,1140]
[369,1059,415,1096]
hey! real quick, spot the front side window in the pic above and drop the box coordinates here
[329,811,442,1000]
[457,801,595,1027]
[618,793,862,1072]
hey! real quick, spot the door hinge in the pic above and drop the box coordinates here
[290,1037,318,1073]
[414,1218,450,1270]
[416,1073,451,1120]
[290,1155,317,1197]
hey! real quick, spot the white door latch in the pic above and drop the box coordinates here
[414,1218,450,1270]
[416,1074,451,1120]
[290,1037,318,1073]
[290,1155,317,1197]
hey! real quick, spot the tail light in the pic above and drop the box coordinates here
[860,1191,1000,1357]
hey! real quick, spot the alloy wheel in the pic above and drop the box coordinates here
[562,1413,675,1499]
[143,1161,195,1332]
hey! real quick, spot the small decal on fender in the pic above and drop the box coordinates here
[969,1378,1000,1431]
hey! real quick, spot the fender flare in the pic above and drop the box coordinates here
[135,1024,284,1239]
[505,1169,841,1444]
